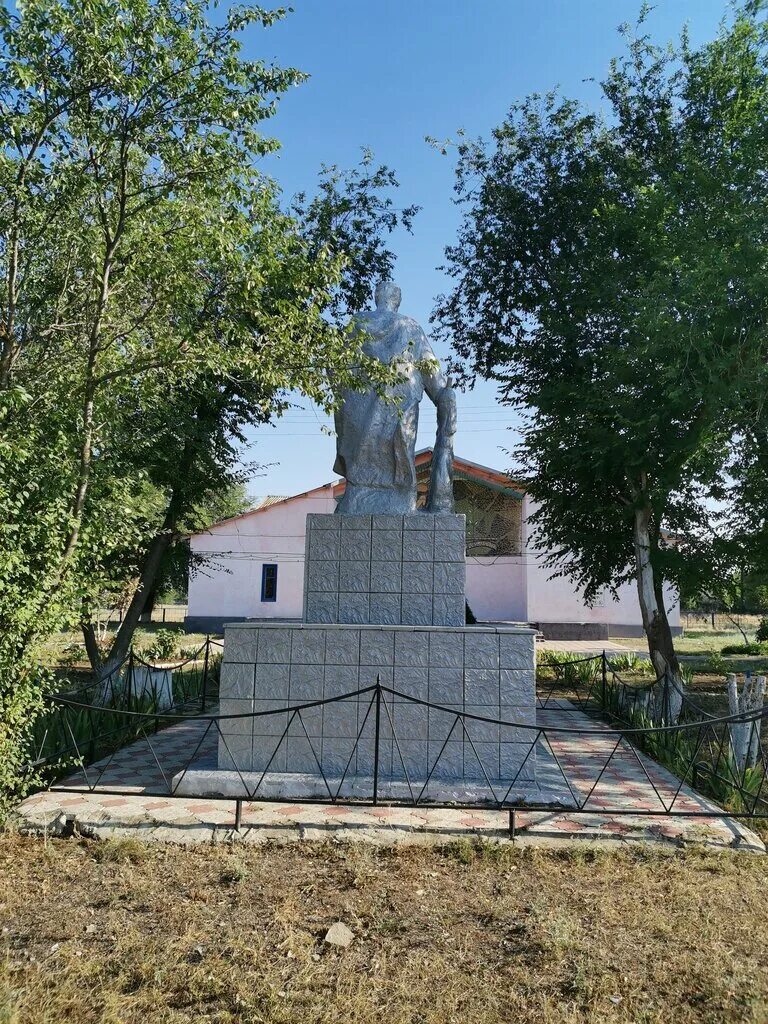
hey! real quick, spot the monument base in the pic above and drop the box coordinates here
[171,767,573,807]
[211,621,537,791]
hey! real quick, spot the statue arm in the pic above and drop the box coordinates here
[419,335,457,438]
[417,331,457,514]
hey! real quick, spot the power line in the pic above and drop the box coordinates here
[252,428,517,437]
[278,404,513,415]
[256,413,518,421]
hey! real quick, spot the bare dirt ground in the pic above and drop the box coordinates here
[1,833,766,1024]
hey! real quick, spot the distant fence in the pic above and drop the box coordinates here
[97,604,188,625]
[681,611,763,633]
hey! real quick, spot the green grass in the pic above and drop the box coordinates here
[40,626,217,670]
[609,630,768,672]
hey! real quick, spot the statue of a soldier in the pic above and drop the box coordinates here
[334,281,457,515]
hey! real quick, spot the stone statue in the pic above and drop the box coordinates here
[334,281,457,515]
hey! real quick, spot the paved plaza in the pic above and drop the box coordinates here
[16,699,763,852]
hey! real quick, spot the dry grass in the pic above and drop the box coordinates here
[610,631,768,660]
[1,833,767,1024]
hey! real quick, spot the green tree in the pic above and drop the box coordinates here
[76,148,416,676]
[0,0,400,805]
[691,425,768,623]
[292,150,420,320]
[433,4,768,712]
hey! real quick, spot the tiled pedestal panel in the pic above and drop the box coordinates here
[303,513,467,627]
[217,622,536,784]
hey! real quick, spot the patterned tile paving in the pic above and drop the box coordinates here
[16,701,763,850]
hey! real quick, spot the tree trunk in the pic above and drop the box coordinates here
[727,672,766,773]
[83,403,213,688]
[138,582,157,624]
[95,529,177,683]
[80,603,103,671]
[633,503,684,722]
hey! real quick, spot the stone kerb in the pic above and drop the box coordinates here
[303,513,467,627]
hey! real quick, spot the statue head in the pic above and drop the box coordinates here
[374,280,401,312]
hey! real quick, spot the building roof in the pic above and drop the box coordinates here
[329,449,525,498]
[188,449,525,537]
[188,482,337,536]
[251,495,289,510]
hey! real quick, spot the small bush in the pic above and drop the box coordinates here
[93,837,148,865]
[220,858,249,885]
[60,643,88,667]
[680,663,695,687]
[720,642,767,656]
[536,650,601,687]
[705,650,728,675]
[756,618,768,643]
[144,628,182,662]
[444,838,476,865]
[606,652,655,675]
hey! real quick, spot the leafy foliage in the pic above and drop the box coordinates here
[720,642,767,655]
[433,4,768,682]
[292,149,420,320]
[143,629,183,662]
[0,0,412,808]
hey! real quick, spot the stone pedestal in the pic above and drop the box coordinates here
[303,513,466,627]
[215,622,535,786]
[174,511,538,801]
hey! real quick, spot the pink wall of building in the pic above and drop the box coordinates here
[521,497,680,631]
[187,489,679,635]
[465,557,526,621]
[188,487,335,621]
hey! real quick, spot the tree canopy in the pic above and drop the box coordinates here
[433,2,768,695]
[0,0,412,804]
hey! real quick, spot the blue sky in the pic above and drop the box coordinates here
[240,0,727,499]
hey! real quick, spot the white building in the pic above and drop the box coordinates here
[186,450,679,639]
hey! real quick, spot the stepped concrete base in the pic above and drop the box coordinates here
[214,621,536,787]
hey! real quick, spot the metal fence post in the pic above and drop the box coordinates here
[373,676,382,806]
[127,648,134,708]
[664,669,671,723]
[201,637,210,714]
[601,650,607,709]
[87,706,96,764]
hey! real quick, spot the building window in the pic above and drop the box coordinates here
[453,479,523,557]
[261,563,278,602]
